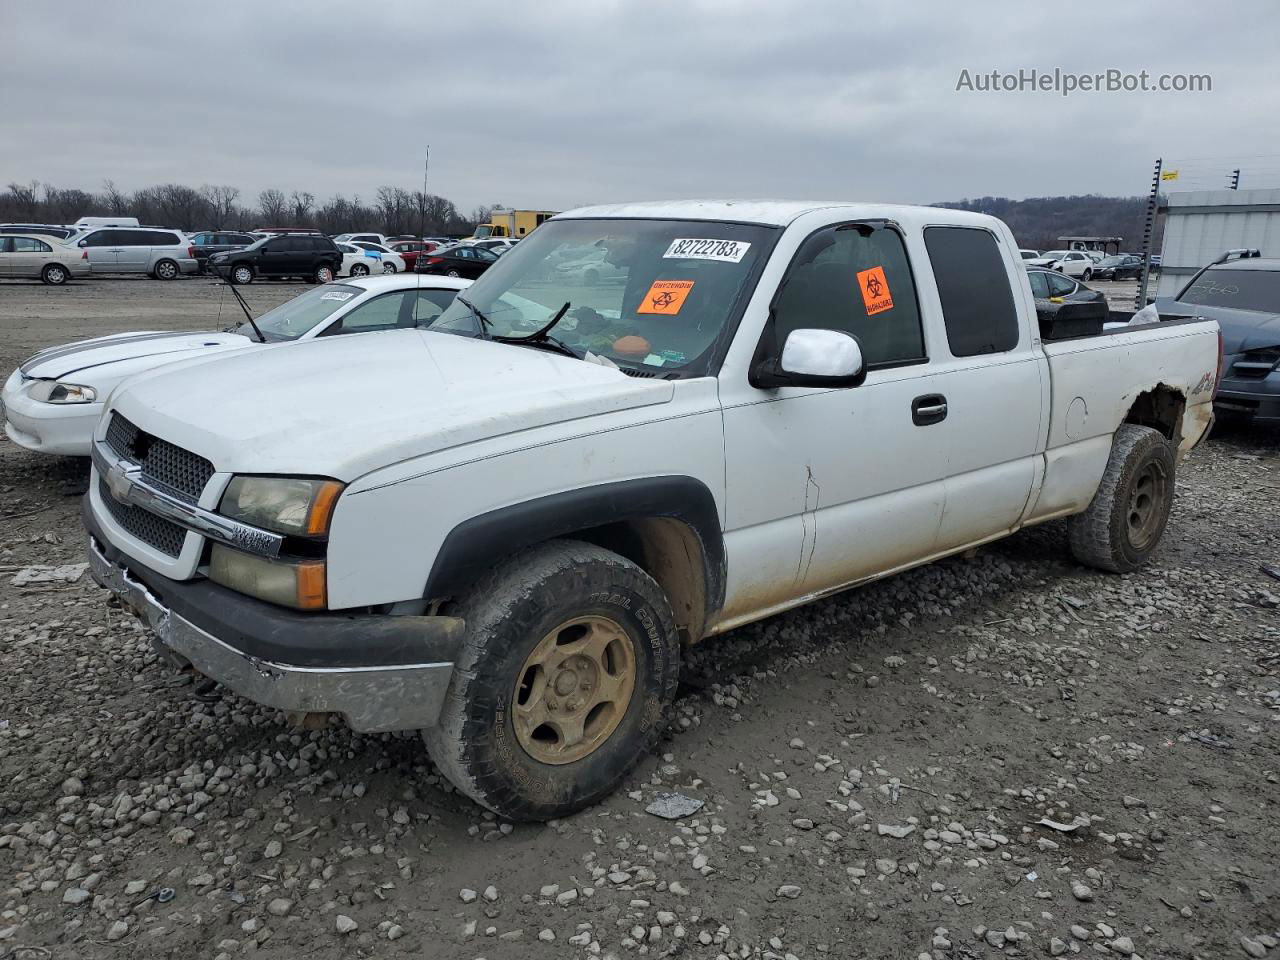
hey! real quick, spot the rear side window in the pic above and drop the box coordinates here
[770,223,925,368]
[146,231,180,246]
[13,237,52,252]
[924,226,1020,357]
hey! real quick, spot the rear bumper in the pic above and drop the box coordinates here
[85,507,466,732]
[1216,380,1280,423]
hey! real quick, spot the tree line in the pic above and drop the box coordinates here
[0,180,507,237]
[934,194,1164,252]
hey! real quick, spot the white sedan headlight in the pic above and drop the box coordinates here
[29,381,97,404]
[218,475,344,537]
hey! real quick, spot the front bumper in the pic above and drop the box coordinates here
[2,371,101,456]
[86,521,466,733]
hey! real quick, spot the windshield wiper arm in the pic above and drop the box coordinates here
[213,267,266,342]
[493,302,582,359]
[455,294,492,338]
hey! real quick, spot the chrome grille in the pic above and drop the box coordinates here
[98,478,186,557]
[103,413,214,503]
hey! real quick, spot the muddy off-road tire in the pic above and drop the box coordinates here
[424,540,680,821]
[1069,424,1175,573]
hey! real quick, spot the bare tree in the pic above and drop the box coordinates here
[200,184,240,226]
[258,188,287,224]
[102,179,129,214]
[5,181,41,220]
[290,190,315,225]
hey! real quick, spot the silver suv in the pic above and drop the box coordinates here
[71,227,198,279]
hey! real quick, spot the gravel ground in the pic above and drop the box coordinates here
[1,278,1278,960]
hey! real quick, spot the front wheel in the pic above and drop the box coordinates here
[1068,424,1175,573]
[41,263,69,285]
[1082,269,1092,281]
[230,264,254,285]
[424,540,680,821]
[312,264,335,284]
[446,269,461,278]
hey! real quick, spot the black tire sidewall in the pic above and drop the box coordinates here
[1109,433,1175,569]
[436,548,679,820]
[42,265,67,285]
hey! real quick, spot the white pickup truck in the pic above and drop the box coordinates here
[84,201,1219,820]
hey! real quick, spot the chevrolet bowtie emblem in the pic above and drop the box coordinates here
[106,463,139,504]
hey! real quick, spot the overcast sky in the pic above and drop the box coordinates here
[2,1,1277,213]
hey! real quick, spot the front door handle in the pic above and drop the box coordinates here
[912,394,948,426]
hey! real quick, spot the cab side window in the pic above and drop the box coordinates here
[770,224,925,368]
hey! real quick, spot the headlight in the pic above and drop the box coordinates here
[219,476,344,537]
[29,381,97,404]
[208,544,326,610]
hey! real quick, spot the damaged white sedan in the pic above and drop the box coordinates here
[2,274,469,456]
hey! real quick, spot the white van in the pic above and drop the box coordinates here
[73,216,141,230]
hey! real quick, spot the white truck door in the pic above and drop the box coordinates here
[918,224,1044,550]
[718,221,947,627]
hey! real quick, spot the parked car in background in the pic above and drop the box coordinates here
[251,227,325,237]
[334,232,393,247]
[74,216,140,230]
[72,227,197,279]
[0,223,79,240]
[1025,267,1108,325]
[209,234,342,284]
[349,242,406,273]
[189,231,257,272]
[473,238,518,255]
[2,274,471,456]
[1039,250,1095,279]
[554,249,626,285]
[1153,251,1279,425]
[1018,248,1039,260]
[336,243,402,276]
[413,243,499,278]
[389,240,442,271]
[1092,255,1145,281]
[0,235,90,285]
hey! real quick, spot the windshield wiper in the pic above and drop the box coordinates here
[455,294,493,338]
[493,302,582,359]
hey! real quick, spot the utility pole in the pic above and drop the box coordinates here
[1229,168,1240,190]
[1136,158,1162,309]
[419,146,430,238]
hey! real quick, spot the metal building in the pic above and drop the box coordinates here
[1156,188,1280,297]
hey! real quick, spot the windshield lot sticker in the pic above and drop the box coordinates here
[663,239,751,263]
[320,291,355,301]
[638,280,695,315]
[856,266,894,315]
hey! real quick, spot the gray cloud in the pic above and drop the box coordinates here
[2,0,1276,212]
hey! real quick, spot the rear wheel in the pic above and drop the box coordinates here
[351,263,370,277]
[1082,269,1092,281]
[153,258,179,280]
[230,264,254,285]
[446,269,461,278]
[41,263,69,285]
[382,261,397,274]
[424,540,680,821]
[1068,424,1175,573]
[312,264,335,284]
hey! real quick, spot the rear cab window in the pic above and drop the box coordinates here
[924,226,1020,357]
[1177,267,1280,314]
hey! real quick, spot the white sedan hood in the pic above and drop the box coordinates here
[20,330,252,381]
[107,329,674,480]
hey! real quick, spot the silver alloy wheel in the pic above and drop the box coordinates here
[155,259,178,280]
[316,266,334,283]
[233,265,253,284]
[381,261,396,274]
[447,269,461,277]
[44,264,67,284]
[352,264,369,276]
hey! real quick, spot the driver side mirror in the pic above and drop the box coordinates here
[750,328,866,389]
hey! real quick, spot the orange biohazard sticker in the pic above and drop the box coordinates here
[856,266,894,315]
[638,279,694,315]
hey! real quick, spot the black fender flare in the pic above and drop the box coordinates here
[423,477,726,624]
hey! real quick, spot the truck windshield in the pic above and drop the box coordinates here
[1177,268,1280,314]
[233,284,363,341]
[473,225,493,239]
[429,218,777,375]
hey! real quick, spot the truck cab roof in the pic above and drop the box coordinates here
[555,199,997,228]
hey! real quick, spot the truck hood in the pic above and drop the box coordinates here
[108,329,674,480]
[20,330,252,382]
